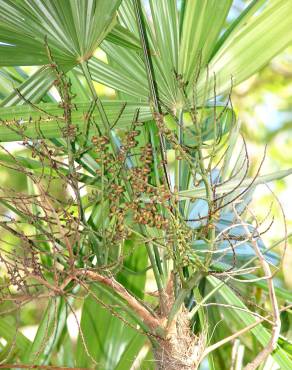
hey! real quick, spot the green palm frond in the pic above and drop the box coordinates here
[0,0,122,67]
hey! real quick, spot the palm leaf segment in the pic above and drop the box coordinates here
[0,0,121,67]
[89,0,292,110]
[0,0,291,130]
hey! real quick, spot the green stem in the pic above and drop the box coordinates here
[133,0,159,112]
[175,110,183,194]
[167,272,201,326]
[146,243,164,293]
[182,89,216,268]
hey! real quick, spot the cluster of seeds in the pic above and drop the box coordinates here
[90,121,205,270]
[62,123,77,141]
[91,135,129,245]
[116,129,140,164]
[127,142,170,229]
[91,129,172,241]
[92,135,110,157]
[108,183,127,242]
[133,204,168,229]
[91,126,197,267]
[91,135,115,177]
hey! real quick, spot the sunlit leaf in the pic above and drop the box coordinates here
[0,100,152,141]
[0,0,122,67]
[179,168,292,199]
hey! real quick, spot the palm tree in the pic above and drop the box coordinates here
[0,1,292,369]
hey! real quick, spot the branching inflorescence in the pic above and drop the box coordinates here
[0,47,288,370]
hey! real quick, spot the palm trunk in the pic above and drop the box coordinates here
[153,310,204,370]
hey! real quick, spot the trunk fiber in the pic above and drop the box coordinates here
[153,311,204,370]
